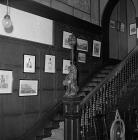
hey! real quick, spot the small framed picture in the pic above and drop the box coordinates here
[92,40,101,57]
[24,55,35,73]
[63,59,71,74]
[0,70,13,93]
[19,80,38,96]
[130,23,136,35]
[110,20,116,29]
[78,52,86,63]
[77,38,88,52]
[62,31,72,49]
[45,55,55,73]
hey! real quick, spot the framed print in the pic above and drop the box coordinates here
[78,52,86,63]
[0,70,13,93]
[77,38,88,52]
[24,55,35,73]
[92,40,101,57]
[45,55,55,73]
[19,80,38,96]
[63,59,71,74]
[110,20,116,29]
[63,31,72,49]
[130,23,136,35]
[120,22,125,32]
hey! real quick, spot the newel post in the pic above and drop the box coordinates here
[63,96,81,140]
[62,33,81,140]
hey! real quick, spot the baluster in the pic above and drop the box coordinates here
[102,84,106,115]
[81,107,85,140]
[85,103,89,137]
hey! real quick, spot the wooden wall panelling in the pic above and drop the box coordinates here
[3,115,24,139]
[0,16,103,140]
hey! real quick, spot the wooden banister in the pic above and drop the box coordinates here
[79,46,138,140]
[80,46,138,106]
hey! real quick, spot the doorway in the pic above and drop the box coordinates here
[109,0,136,60]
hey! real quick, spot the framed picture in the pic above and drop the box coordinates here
[120,22,125,32]
[78,52,86,63]
[19,80,38,96]
[77,38,88,52]
[110,20,116,29]
[24,55,35,73]
[92,40,101,57]
[45,55,55,73]
[0,70,13,93]
[130,23,136,35]
[63,59,71,74]
[62,31,72,49]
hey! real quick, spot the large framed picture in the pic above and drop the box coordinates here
[77,38,88,52]
[62,31,72,49]
[63,59,71,74]
[19,80,38,96]
[24,55,35,73]
[0,70,13,93]
[92,40,101,57]
[130,23,136,35]
[78,52,86,63]
[44,55,55,73]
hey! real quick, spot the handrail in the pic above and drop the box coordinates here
[79,46,138,140]
[80,46,138,106]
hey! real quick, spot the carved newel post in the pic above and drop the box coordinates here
[63,33,81,140]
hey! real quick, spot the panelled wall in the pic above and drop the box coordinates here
[0,18,103,140]
[109,0,136,60]
[33,0,109,26]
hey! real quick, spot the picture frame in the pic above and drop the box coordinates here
[78,52,86,63]
[92,40,101,57]
[62,31,72,49]
[63,59,71,74]
[19,80,38,96]
[0,70,13,93]
[110,20,116,29]
[24,55,35,73]
[77,38,88,52]
[44,55,55,73]
[130,23,136,35]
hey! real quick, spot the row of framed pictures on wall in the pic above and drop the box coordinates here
[0,70,38,96]
[0,55,72,96]
[63,31,101,57]
[24,54,72,74]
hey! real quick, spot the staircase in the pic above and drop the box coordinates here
[20,47,138,140]
[36,64,117,140]
[79,65,116,97]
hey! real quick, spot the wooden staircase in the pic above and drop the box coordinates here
[35,64,116,140]
[79,65,115,97]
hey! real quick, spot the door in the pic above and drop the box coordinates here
[109,0,136,60]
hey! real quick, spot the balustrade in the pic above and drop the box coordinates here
[63,47,138,140]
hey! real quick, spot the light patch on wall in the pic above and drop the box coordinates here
[0,4,53,45]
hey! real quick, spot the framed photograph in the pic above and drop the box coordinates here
[130,23,136,35]
[120,22,125,32]
[62,31,72,49]
[92,40,101,57]
[110,20,116,29]
[63,59,71,74]
[78,52,86,63]
[19,80,38,96]
[45,55,55,73]
[24,55,35,73]
[77,38,88,52]
[0,70,13,93]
